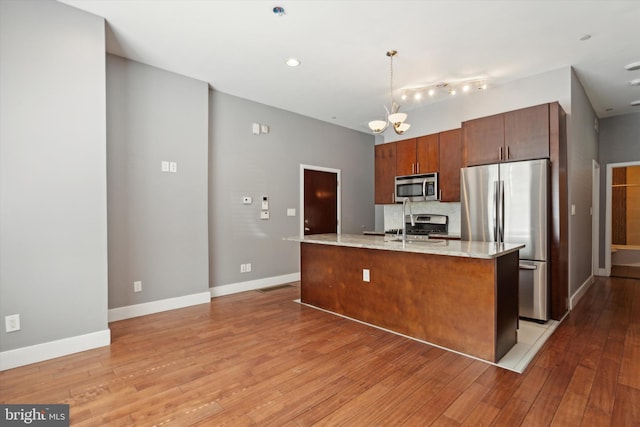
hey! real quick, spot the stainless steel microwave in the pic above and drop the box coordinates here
[395,173,439,202]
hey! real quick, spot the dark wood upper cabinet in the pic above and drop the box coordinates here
[395,138,417,176]
[462,113,504,166]
[374,142,396,204]
[463,103,551,167]
[504,103,550,161]
[416,134,439,174]
[438,128,462,202]
[396,135,439,175]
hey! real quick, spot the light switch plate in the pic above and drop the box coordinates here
[287,208,296,217]
[161,161,169,172]
[260,211,270,220]
[169,162,177,173]
[243,196,252,204]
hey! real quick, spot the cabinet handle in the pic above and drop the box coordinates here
[416,162,420,173]
[439,189,442,200]
[412,163,415,174]
[498,146,503,161]
[507,146,510,159]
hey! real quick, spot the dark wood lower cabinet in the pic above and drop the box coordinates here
[301,242,518,362]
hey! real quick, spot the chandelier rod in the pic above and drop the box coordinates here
[388,50,397,111]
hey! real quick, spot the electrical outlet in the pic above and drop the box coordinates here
[134,281,142,292]
[161,161,169,172]
[240,264,247,273]
[5,314,20,332]
[169,162,177,173]
[363,269,370,282]
[246,263,252,272]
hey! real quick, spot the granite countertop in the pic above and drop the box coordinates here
[287,233,523,259]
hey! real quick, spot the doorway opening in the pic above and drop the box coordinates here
[299,165,341,236]
[605,161,640,279]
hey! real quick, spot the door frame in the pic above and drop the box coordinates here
[592,160,600,276]
[604,160,640,276]
[299,164,341,237]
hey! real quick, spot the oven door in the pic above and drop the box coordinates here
[519,260,548,322]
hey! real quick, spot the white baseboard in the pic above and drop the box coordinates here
[597,268,607,277]
[210,272,300,297]
[0,329,111,371]
[108,292,211,322]
[570,274,595,310]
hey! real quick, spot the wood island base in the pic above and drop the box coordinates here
[300,242,519,363]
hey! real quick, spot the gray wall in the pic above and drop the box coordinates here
[0,0,108,351]
[597,113,640,267]
[209,91,374,287]
[567,70,598,295]
[106,55,210,308]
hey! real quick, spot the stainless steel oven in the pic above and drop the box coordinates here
[395,173,439,202]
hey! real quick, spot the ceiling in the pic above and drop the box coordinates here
[59,0,640,133]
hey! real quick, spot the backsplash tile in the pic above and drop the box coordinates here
[384,201,461,234]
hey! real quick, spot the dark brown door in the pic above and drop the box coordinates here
[304,169,338,235]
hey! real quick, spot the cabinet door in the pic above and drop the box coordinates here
[396,138,417,176]
[374,143,396,204]
[416,134,439,174]
[504,103,550,161]
[462,114,504,166]
[438,128,462,202]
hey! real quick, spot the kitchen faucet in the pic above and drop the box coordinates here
[402,197,415,242]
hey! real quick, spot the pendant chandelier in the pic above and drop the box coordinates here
[368,50,410,135]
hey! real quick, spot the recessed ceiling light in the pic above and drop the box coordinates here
[285,58,300,67]
[631,100,640,107]
[579,34,591,41]
[625,61,640,71]
[630,78,640,86]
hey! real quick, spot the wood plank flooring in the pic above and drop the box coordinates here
[1,276,639,426]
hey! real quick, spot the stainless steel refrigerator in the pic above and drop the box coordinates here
[461,159,550,322]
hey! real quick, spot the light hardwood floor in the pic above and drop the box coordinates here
[1,276,639,426]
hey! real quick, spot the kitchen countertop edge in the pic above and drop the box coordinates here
[286,233,523,259]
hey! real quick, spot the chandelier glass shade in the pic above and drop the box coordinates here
[368,50,410,135]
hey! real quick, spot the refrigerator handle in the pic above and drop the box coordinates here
[499,180,505,242]
[493,181,499,242]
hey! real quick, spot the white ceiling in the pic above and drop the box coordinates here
[59,0,640,133]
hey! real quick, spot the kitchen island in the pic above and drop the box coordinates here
[289,234,524,363]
